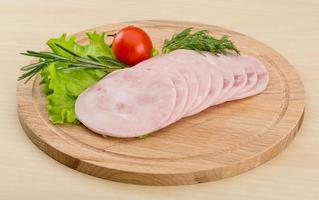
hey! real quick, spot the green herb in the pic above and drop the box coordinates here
[19,44,127,83]
[138,134,149,139]
[162,28,240,55]
[152,48,159,57]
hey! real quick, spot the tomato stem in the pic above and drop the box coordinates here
[107,33,117,38]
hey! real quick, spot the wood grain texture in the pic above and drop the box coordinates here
[17,20,304,185]
[2,0,319,199]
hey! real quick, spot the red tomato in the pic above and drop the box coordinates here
[112,26,153,66]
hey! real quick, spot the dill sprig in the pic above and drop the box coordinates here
[18,43,127,83]
[162,28,240,55]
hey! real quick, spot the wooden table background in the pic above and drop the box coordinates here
[1,0,318,199]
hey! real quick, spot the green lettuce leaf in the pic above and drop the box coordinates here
[41,32,111,124]
[45,63,105,124]
[47,32,114,58]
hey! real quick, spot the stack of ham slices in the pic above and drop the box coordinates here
[75,49,269,138]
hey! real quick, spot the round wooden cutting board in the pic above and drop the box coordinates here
[17,20,305,185]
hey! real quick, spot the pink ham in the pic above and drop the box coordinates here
[75,68,176,138]
[133,56,189,126]
[227,55,258,101]
[232,55,269,99]
[184,60,224,117]
[160,69,188,126]
[173,63,199,118]
[201,52,235,104]
[211,54,248,105]
[75,49,269,138]
[166,50,212,116]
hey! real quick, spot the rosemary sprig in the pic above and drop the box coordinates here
[162,28,240,55]
[18,43,127,83]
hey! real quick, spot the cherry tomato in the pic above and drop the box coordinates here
[112,26,153,66]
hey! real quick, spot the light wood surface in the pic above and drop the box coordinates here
[1,0,319,198]
[17,20,305,185]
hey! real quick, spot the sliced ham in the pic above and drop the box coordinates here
[227,55,258,101]
[75,68,176,138]
[211,54,248,105]
[166,50,212,116]
[201,52,235,104]
[184,61,224,117]
[161,69,188,126]
[75,49,269,138]
[133,56,189,126]
[232,55,269,99]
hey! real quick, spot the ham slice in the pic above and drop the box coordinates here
[133,56,189,126]
[211,55,248,105]
[227,55,258,101]
[201,52,235,104]
[232,55,269,99]
[161,69,188,126]
[75,68,176,138]
[138,50,201,119]
[166,50,212,116]
[184,60,224,117]
[75,49,269,138]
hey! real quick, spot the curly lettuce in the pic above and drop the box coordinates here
[41,32,111,124]
[47,32,113,59]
